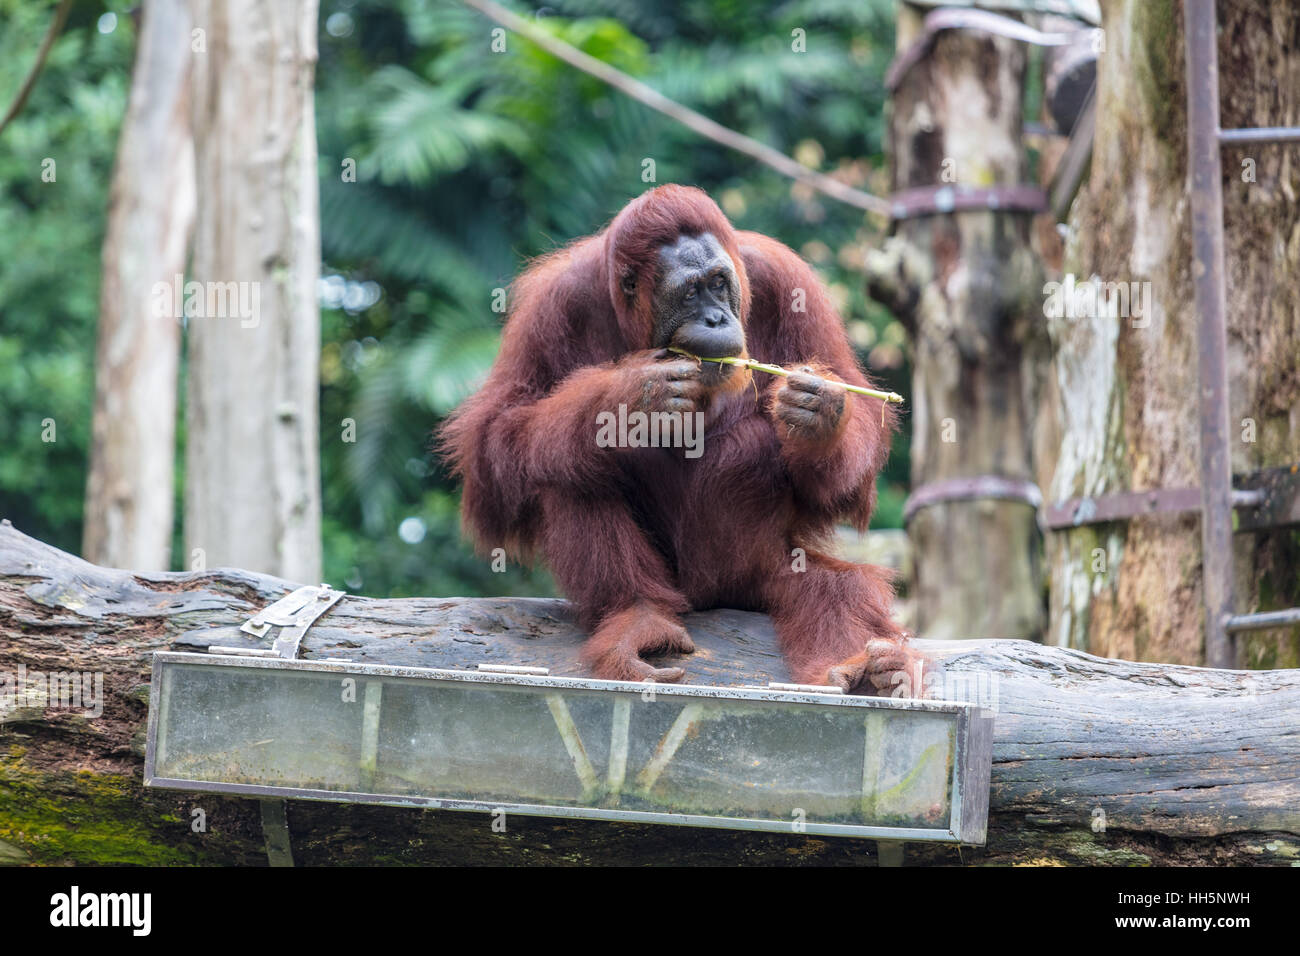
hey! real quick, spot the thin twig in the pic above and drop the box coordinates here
[669,347,904,404]
[461,0,891,217]
[0,0,75,137]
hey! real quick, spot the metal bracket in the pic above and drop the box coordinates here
[876,840,905,867]
[208,583,345,661]
[244,583,345,660]
[210,583,345,867]
[889,184,1047,221]
[260,799,294,867]
[1233,464,1300,532]
[904,476,1043,525]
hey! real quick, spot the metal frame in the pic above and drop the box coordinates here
[1185,0,1235,669]
[884,1,1300,667]
[1183,0,1300,667]
[957,2,1300,665]
[144,651,993,845]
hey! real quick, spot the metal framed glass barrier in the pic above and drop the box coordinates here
[145,652,992,843]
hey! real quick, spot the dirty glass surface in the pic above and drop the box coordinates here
[151,659,959,832]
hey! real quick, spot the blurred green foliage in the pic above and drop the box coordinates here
[0,0,131,547]
[1,0,909,598]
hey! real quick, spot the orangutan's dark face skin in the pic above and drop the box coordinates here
[651,232,745,362]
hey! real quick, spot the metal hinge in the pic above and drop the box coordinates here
[209,583,345,661]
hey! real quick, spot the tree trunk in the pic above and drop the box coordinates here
[1048,0,1300,668]
[867,5,1049,642]
[2,523,1295,866]
[83,0,195,571]
[184,0,322,583]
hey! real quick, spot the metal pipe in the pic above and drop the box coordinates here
[1225,608,1300,633]
[1184,0,1236,669]
[1230,488,1266,507]
[1218,126,1300,145]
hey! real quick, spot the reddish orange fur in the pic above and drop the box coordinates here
[440,185,914,692]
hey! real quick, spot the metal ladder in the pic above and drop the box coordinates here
[1184,0,1300,667]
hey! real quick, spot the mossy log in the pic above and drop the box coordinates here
[1,521,1296,866]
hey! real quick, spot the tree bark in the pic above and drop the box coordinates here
[1048,0,1300,668]
[2,523,1295,866]
[83,0,195,571]
[184,0,322,583]
[867,5,1049,642]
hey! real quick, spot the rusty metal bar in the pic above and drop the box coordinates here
[1043,487,1201,529]
[889,184,1046,220]
[903,475,1042,524]
[1184,0,1235,669]
[1041,476,1293,531]
[1218,126,1300,145]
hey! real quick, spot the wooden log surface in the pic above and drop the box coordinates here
[1,520,1297,866]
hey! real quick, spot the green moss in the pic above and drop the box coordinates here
[1238,529,1300,669]
[1057,522,1125,654]
[1064,835,1152,866]
[1133,619,1150,661]
[1241,631,1300,670]
[977,829,1153,867]
[0,753,260,866]
[1132,0,1182,152]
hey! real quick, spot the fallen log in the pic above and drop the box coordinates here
[0,520,1296,866]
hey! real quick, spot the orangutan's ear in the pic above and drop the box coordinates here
[619,270,637,300]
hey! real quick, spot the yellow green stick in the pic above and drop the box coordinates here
[668,347,904,404]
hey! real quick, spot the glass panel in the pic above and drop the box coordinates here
[153,660,957,832]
